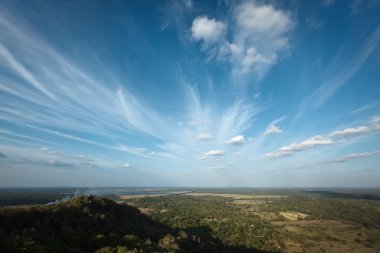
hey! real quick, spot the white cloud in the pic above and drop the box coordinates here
[206,149,226,156]
[224,135,245,145]
[265,135,334,158]
[191,16,226,46]
[334,150,380,163]
[329,115,380,138]
[235,2,292,36]
[264,116,285,135]
[123,163,131,168]
[217,99,256,140]
[189,1,293,78]
[296,150,380,169]
[232,1,293,76]
[265,125,282,135]
[197,132,213,141]
[0,44,57,100]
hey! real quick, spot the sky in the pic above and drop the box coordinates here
[0,0,380,187]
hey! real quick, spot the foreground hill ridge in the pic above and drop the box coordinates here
[0,195,271,253]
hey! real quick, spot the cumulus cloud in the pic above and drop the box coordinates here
[265,125,282,135]
[197,132,213,141]
[206,149,226,156]
[190,1,293,78]
[264,117,285,135]
[123,162,131,168]
[200,149,226,159]
[265,135,334,158]
[223,135,245,145]
[329,116,380,138]
[191,16,226,46]
[232,1,293,76]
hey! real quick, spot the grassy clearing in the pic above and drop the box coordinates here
[280,211,308,221]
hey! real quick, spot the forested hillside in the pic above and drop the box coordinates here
[0,195,270,253]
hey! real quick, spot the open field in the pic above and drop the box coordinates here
[184,192,287,199]
[279,211,308,221]
[119,191,190,199]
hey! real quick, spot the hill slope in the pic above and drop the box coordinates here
[0,196,270,253]
[0,195,178,253]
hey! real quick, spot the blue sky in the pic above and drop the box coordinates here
[0,0,380,187]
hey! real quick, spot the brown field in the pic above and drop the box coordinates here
[118,194,164,200]
[184,192,287,199]
[137,207,152,214]
[280,211,308,221]
[273,219,380,253]
[118,191,190,200]
[232,199,270,205]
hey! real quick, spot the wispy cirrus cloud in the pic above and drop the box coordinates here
[296,150,380,169]
[299,25,380,111]
[350,101,378,114]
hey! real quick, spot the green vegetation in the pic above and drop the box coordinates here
[127,190,380,252]
[0,196,171,252]
[0,195,270,253]
[1,188,380,252]
[130,196,284,252]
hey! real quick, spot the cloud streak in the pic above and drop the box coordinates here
[296,150,380,169]
[300,25,380,110]
[329,115,380,138]
[265,135,334,158]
